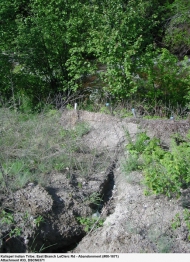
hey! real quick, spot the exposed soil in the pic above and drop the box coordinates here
[61,110,190,253]
[1,110,190,253]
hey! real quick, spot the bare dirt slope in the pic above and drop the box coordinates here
[2,110,190,253]
[61,110,190,253]
[61,110,138,150]
[74,168,190,253]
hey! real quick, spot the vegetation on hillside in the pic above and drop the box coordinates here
[124,130,190,197]
[0,0,190,111]
[1,1,190,251]
[0,108,104,192]
[124,129,190,242]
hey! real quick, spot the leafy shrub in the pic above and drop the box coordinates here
[123,131,150,175]
[143,138,190,197]
[135,49,190,107]
[126,131,150,156]
[125,130,190,197]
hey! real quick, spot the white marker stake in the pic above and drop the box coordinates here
[132,108,136,118]
[74,103,77,110]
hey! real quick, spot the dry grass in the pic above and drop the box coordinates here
[0,108,109,192]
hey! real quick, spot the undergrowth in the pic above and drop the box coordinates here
[124,130,190,197]
[0,106,114,252]
[171,209,190,241]
[0,107,94,192]
[124,129,190,244]
[76,216,104,233]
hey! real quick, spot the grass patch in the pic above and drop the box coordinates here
[0,108,94,192]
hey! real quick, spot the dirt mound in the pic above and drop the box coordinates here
[61,110,138,150]
[140,119,190,146]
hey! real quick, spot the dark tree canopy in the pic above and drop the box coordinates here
[0,0,190,110]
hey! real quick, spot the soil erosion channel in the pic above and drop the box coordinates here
[1,110,190,253]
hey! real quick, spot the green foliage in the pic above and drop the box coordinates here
[0,0,99,109]
[143,138,190,197]
[137,49,190,107]
[171,213,181,230]
[164,0,190,56]
[1,0,190,111]
[0,210,14,225]
[124,130,190,197]
[76,216,104,233]
[85,193,102,207]
[126,132,150,156]
[0,208,46,245]
[9,227,22,238]
[122,154,140,175]
[171,209,190,241]
[123,131,150,174]
[92,0,171,100]
[33,215,44,227]
[183,209,190,236]
[99,106,111,115]
[0,210,21,240]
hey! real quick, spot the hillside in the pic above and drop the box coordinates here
[1,108,190,253]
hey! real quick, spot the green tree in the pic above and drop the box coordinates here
[92,0,172,100]
[0,0,99,108]
[164,0,190,57]
[16,0,97,94]
[1,0,190,110]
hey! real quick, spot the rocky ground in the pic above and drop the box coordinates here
[1,110,190,253]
